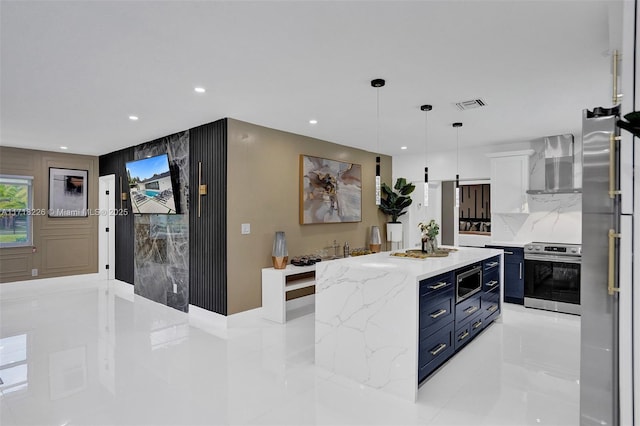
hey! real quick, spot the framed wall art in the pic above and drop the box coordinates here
[299,155,362,224]
[49,168,88,217]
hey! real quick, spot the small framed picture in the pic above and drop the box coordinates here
[48,168,88,217]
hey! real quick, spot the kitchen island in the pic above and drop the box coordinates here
[314,246,503,402]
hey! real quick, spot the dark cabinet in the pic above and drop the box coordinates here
[418,257,502,383]
[486,245,524,304]
[418,272,455,382]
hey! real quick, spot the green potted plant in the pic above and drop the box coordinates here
[379,177,415,243]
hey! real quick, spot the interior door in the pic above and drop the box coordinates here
[98,175,116,280]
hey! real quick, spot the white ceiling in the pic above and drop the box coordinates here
[0,1,617,157]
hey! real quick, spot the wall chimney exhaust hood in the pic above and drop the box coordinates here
[526,134,581,194]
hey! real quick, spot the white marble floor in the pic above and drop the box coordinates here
[0,275,580,425]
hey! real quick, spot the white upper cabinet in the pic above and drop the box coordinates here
[487,150,534,213]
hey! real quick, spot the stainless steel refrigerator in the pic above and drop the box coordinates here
[580,106,621,425]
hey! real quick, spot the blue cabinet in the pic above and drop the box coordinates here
[418,257,502,383]
[418,272,455,382]
[486,245,524,304]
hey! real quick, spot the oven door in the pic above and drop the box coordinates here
[524,254,581,306]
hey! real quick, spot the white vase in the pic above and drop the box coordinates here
[386,222,403,243]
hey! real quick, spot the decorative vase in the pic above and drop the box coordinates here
[370,225,382,253]
[386,222,403,243]
[421,237,438,254]
[272,231,288,269]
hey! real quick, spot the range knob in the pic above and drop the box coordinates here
[570,248,578,254]
[535,246,541,251]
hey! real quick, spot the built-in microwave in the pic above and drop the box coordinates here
[456,264,482,302]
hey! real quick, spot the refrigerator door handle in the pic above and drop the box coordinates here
[608,229,621,296]
[609,133,622,199]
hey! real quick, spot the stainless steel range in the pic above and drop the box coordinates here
[523,242,582,315]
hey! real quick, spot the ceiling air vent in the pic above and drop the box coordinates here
[455,98,487,111]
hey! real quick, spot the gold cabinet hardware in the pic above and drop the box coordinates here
[458,331,469,340]
[608,229,621,296]
[488,305,498,313]
[464,306,479,315]
[429,309,447,319]
[428,282,448,290]
[612,50,620,105]
[197,162,207,218]
[609,133,622,198]
[430,343,447,356]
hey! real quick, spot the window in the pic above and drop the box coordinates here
[0,175,34,248]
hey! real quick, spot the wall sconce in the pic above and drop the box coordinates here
[119,176,128,209]
[198,162,207,218]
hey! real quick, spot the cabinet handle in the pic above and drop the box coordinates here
[519,262,522,280]
[473,320,482,329]
[504,251,514,255]
[608,229,621,296]
[464,306,479,315]
[486,262,499,268]
[429,309,447,318]
[458,331,469,340]
[488,305,498,313]
[486,280,499,288]
[428,282,448,290]
[430,343,447,356]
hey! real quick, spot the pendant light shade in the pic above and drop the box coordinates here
[453,122,463,208]
[372,79,385,205]
[421,104,432,206]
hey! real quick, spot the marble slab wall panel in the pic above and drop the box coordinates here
[315,261,418,401]
[134,131,190,312]
[492,193,582,244]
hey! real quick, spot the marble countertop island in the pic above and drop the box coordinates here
[314,246,503,402]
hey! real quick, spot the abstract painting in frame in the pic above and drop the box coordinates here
[300,155,362,224]
[48,168,88,217]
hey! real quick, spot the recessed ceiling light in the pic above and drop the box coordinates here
[59,146,68,150]
[401,146,407,150]
[309,119,318,124]
[129,115,139,121]
[146,155,152,158]
[194,87,206,93]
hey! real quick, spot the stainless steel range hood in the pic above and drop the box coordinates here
[526,134,581,194]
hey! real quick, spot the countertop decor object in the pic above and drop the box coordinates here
[272,231,288,269]
[369,225,381,252]
[419,219,439,253]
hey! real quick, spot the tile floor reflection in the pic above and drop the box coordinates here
[0,276,580,425]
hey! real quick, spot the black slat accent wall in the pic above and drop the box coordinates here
[99,147,135,284]
[189,119,227,315]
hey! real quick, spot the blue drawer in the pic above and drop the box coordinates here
[455,292,482,326]
[454,311,483,351]
[419,272,454,297]
[482,289,500,323]
[483,268,500,292]
[420,291,454,332]
[419,321,455,382]
[483,256,501,274]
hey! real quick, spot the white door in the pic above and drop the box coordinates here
[99,175,116,280]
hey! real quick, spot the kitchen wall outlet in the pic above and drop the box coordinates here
[173,283,177,293]
[31,268,38,277]
[241,223,251,234]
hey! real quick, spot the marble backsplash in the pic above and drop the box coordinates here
[491,193,581,244]
[134,131,190,312]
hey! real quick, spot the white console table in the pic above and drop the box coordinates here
[261,264,316,323]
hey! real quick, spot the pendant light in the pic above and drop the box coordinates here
[421,104,432,206]
[372,78,385,205]
[453,122,463,208]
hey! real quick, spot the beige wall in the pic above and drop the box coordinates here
[226,119,392,314]
[0,147,99,282]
